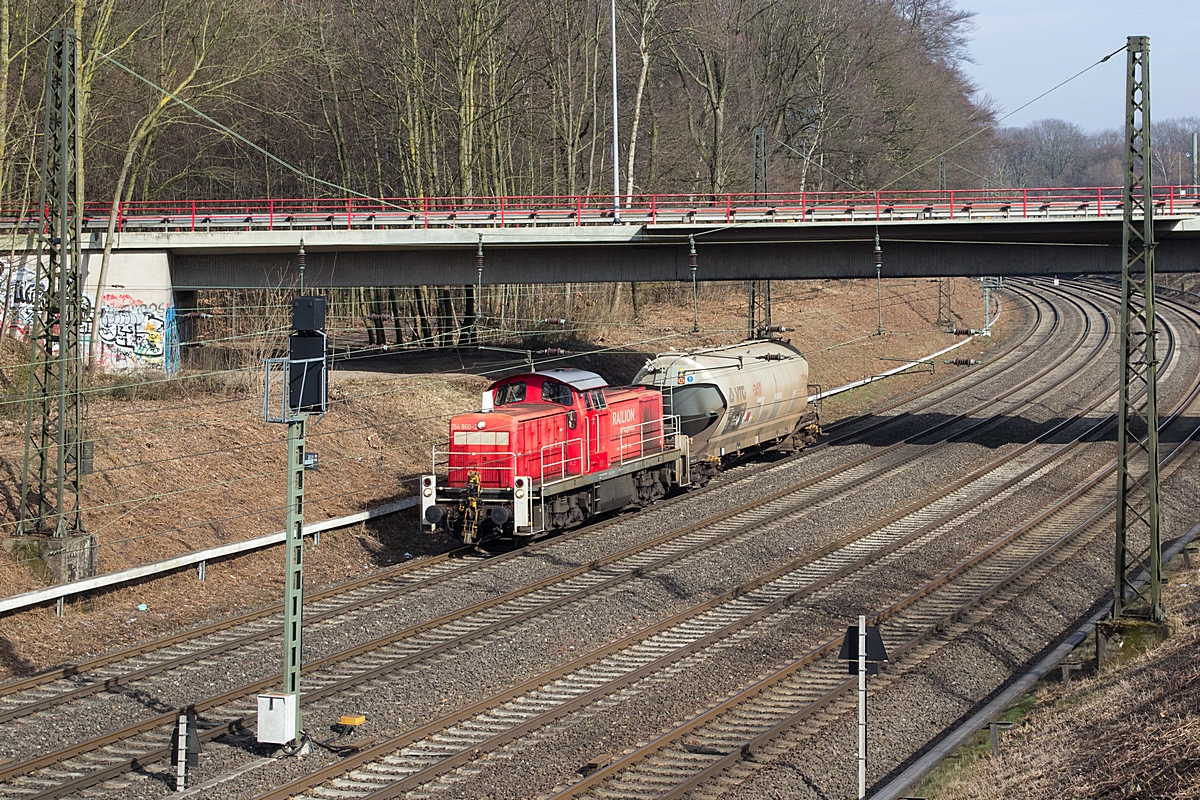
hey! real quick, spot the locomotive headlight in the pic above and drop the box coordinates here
[515,489,526,499]
[476,420,486,429]
[423,487,433,497]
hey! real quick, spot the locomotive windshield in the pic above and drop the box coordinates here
[493,381,526,405]
[669,384,727,438]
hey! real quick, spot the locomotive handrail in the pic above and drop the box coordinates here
[616,416,673,464]
[539,437,587,488]
[435,446,518,488]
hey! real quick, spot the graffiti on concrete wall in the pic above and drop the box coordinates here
[0,258,38,338]
[2,261,176,372]
[96,294,169,369]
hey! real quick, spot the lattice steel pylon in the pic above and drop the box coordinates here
[747,280,770,339]
[936,278,952,327]
[1113,36,1162,621]
[17,29,86,537]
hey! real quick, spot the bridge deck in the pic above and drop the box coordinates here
[2,186,1197,288]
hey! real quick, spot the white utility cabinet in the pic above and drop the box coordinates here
[257,692,298,744]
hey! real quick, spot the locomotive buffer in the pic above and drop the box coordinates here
[259,295,328,751]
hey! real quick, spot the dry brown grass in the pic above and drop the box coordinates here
[924,575,1200,800]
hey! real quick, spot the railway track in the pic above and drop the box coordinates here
[0,282,1135,799]
[0,285,1051,718]
[0,284,1040,719]
[242,280,1200,800]
[558,336,1200,798]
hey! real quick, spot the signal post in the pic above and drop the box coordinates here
[258,294,328,750]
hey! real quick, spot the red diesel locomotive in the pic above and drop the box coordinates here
[422,340,819,544]
[422,368,690,543]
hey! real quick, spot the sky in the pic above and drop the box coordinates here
[961,1,1200,132]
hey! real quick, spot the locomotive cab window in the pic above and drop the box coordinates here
[585,389,607,410]
[493,382,526,405]
[541,380,574,406]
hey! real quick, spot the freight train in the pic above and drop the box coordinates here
[422,339,819,544]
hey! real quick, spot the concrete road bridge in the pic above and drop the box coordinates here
[9,186,1200,290]
[4,185,1196,372]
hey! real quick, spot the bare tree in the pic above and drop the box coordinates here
[622,0,679,196]
[86,0,289,366]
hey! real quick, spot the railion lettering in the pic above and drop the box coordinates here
[610,407,636,426]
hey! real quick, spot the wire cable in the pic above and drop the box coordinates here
[875,44,1128,192]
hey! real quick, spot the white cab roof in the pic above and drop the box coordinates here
[537,368,608,390]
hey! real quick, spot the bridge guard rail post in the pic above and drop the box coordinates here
[1023,188,1028,218]
[346,198,351,230]
[500,196,506,227]
[423,197,428,229]
[949,190,955,219]
[575,195,581,226]
[650,195,656,225]
[191,200,196,232]
[726,194,731,223]
[875,191,880,221]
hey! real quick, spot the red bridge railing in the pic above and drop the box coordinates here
[2,186,1198,234]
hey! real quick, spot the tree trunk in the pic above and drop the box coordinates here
[371,288,387,345]
[625,7,654,198]
[387,288,404,345]
[462,283,477,346]
[437,287,456,346]
[413,287,433,346]
[357,288,374,346]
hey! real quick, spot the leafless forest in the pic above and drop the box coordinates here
[0,0,1194,212]
[0,0,994,208]
[0,2,1194,212]
[0,1,1195,361]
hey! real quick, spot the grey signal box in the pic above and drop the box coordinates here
[292,295,326,332]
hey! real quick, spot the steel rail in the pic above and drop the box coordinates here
[0,283,1041,705]
[257,442,1114,800]
[641,373,1200,800]
[0,543,474,696]
[596,476,1161,800]
[554,286,1200,800]
[0,551,484,722]
[0,346,1103,798]
[248,300,1148,800]
[257,389,1157,800]
[0,292,1099,797]
[816,283,1066,448]
[0,287,1049,718]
